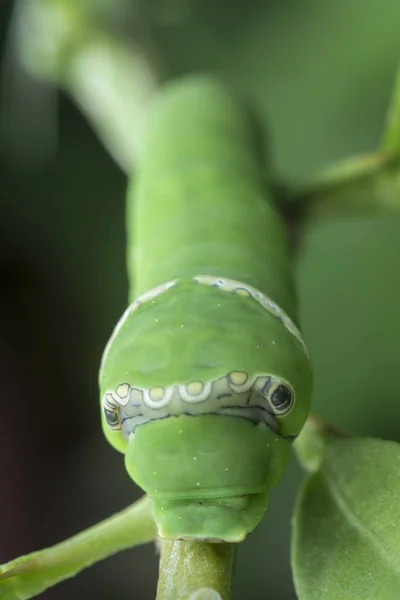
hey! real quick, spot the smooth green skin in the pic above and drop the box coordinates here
[127,76,296,321]
[125,415,290,542]
[100,76,312,541]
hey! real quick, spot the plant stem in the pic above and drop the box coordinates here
[381,59,400,154]
[287,152,400,223]
[9,0,161,171]
[0,495,156,599]
[293,414,350,474]
[156,540,236,600]
[65,34,159,171]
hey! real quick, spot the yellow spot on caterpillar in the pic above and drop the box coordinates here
[149,387,165,402]
[187,381,204,396]
[229,371,248,386]
[116,383,129,399]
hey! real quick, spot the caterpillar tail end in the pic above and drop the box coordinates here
[124,414,291,542]
[153,492,268,542]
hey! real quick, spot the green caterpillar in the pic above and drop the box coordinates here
[99,76,312,543]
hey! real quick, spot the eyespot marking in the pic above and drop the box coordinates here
[116,383,130,405]
[187,381,204,395]
[150,387,165,401]
[102,373,298,439]
[144,386,173,408]
[180,381,212,402]
[227,371,255,393]
[261,380,294,415]
[228,371,248,386]
[102,393,121,431]
[104,408,121,430]
[104,392,117,409]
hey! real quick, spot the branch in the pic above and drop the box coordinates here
[284,58,400,224]
[284,152,400,224]
[293,414,350,474]
[0,495,156,599]
[381,58,400,154]
[156,540,236,600]
[7,0,162,171]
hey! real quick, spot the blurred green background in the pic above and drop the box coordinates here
[1,1,400,599]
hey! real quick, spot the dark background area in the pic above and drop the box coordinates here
[1,1,400,599]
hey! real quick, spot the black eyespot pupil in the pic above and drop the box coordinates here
[270,385,292,410]
[104,409,119,426]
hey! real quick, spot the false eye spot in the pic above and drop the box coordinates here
[271,385,292,410]
[104,407,121,431]
[262,381,294,415]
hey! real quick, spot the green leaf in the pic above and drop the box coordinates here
[0,495,156,600]
[292,437,400,600]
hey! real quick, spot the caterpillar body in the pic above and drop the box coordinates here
[99,77,312,542]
